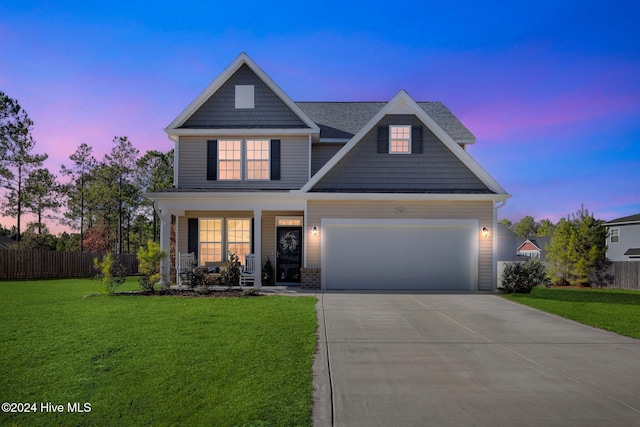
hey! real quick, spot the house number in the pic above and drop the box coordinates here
[395,207,405,214]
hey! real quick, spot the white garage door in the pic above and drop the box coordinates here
[322,219,478,290]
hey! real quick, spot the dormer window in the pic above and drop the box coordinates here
[235,85,255,109]
[389,125,411,154]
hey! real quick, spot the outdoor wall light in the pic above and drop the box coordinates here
[312,226,318,236]
[482,227,489,237]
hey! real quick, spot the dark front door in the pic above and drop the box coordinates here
[276,227,302,282]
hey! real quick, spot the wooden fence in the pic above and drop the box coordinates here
[592,261,640,290]
[0,250,139,280]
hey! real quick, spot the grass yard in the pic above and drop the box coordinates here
[0,278,318,426]
[504,286,640,339]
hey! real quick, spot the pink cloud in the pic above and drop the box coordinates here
[461,87,639,143]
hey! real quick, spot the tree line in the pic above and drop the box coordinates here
[501,206,608,287]
[1,91,173,254]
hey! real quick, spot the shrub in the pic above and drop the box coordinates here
[137,240,167,292]
[220,252,241,288]
[262,257,275,286]
[94,253,127,295]
[501,259,550,294]
[184,257,205,288]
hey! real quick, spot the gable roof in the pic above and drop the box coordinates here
[518,239,541,252]
[0,235,16,250]
[606,213,640,226]
[296,102,475,144]
[165,53,319,135]
[299,90,507,195]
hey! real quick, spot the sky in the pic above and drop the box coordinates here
[1,0,639,234]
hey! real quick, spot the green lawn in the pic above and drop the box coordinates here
[504,286,640,339]
[0,278,318,426]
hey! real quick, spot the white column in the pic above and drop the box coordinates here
[159,210,172,289]
[253,209,262,289]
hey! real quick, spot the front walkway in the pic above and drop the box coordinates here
[313,291,640,426]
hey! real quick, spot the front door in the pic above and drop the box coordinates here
[276,227,302,282]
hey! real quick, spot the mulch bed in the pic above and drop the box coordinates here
[116,288,256,298]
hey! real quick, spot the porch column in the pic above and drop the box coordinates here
[159,210,172,289]
[253,209,262,288]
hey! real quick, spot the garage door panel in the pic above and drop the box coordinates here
[323,220,477,290]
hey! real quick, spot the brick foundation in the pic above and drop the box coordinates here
[300,268,321,289]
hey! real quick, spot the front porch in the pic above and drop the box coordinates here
[157,202,311,288]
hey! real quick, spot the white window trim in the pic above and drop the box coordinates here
[610,228,620,243]
[199,218,224,265]
[276,216,303,227]
[218,140,242,181]
[226,218,252,262]
[198,218,253,265]
[389,125,412,154]
[218,139,271,181]
[246,139,271,181]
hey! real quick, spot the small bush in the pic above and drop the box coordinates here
[94,253,127,295]
[220,252,241,288]
[501,259,550,294]
[262,257,275,286]
[184,257,205,288]
[137,240,167,292]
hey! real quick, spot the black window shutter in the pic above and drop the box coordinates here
[188,218,199,260]
[412,126,423,153]
[207,140,217,180]
[377,126,389,153]
[270,139,281,180]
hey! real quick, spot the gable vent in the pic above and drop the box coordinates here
[235,85,255,109]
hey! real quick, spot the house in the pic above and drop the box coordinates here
[516,237,550,260]
[0,235,17,250]
[148,53,510,291]
[605,213,640,261]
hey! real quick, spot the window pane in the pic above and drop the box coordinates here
[227,219,251,261]
[389,126,411,154]
[219,140,241,180]
[246,140,269,180]
[199,219,223,265]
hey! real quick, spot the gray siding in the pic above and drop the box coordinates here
[312,114,490,193]
[177,135,309,189]
[182,64,308,129]
[311,143,343,176]
[607,224,640,261]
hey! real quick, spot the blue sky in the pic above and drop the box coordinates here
[1,0,639,231]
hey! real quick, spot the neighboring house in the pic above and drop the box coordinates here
[605,214,640,261]
[148,53,510,291]
[0,235,17,250]
[516,237,550,260]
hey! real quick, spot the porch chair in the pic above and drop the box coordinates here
[239,254,256,286]
[177,252,195,286]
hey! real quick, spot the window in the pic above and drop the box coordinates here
[611,228,620,243]
[227,219,251,262]
[218,140,241,180]
[235,85,254,109]
[199,219,223,264]
[389,125,411,154]
[277,217,303,226]
[196,218,252,265]
[246,140,270,180]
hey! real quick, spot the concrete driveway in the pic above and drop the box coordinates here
[312,292,640,426]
